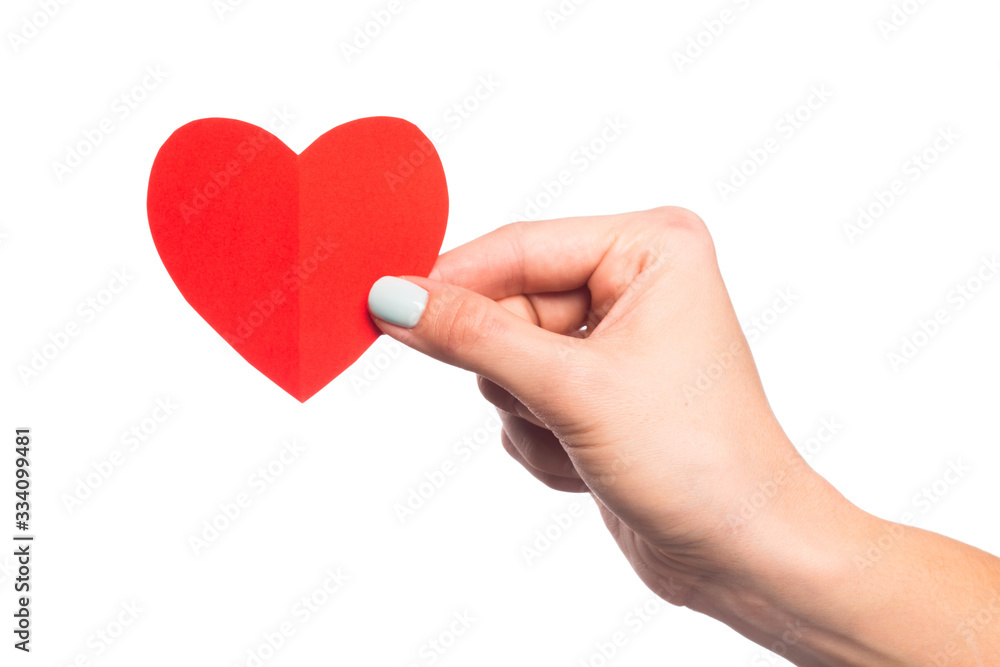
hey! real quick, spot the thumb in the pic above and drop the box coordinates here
[367,275,577,401]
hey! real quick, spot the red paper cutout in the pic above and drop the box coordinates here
[147,117,448,402]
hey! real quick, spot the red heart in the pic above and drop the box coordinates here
[147,117,448,402]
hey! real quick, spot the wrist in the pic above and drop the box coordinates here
[687,463,898,665]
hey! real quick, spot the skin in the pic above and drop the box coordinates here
[369,207,1000,666]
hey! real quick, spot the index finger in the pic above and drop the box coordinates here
[428,211,635,299]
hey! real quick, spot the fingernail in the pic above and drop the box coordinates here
[368,276,428,328]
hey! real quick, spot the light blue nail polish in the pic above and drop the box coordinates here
[368,276,429,328]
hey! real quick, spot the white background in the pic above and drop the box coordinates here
[2,0,1000,665]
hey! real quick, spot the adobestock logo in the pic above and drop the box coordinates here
[222,235,337,349]
[509,116,628,223]
[854,459,972,574]
[213,0,251,20]
[681,339,746,401]
[672,0,758,73]
[929,591,1000,666]
[877,0,932,40]
[749,619,806,666]
[188,438,305,556]
[716,85,833,202]
[349,338,406,395]
[51,66,169,182]
[741,288,798,344]
[7,0,72,54]
[575,595,669,667]
[843,126,959,245]
[339,0,418,63]
[727,418,843,531]
[403,610,477,667]
[393,413,502,524]
[887,254,998,372]
[178,107,295,225]
[382,135,438,193]
[17,268,134,386]
[520,501,588,566]
[424,75,502,147]
[62,398,179,514]
[232,567,351,667]
[545,0,589,31]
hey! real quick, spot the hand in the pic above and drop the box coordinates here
[368,207,1000,666]
[369,207,811,595]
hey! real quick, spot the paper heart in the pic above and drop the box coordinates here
[147,117,448,402]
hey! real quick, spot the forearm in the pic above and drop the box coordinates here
[689,471,1000,665]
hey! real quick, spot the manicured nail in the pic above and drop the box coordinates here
[368,276,428,328]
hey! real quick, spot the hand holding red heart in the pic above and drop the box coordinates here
[367,207,1000,665]
[148,116,1000,663]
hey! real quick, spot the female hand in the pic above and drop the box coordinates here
[368,207,1000,666]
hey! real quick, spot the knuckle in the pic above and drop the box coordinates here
[431,291,502,355]
[642,206,717,264]
[478,376,516,413]
[476,374,497,399]
[650,205,712,239]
